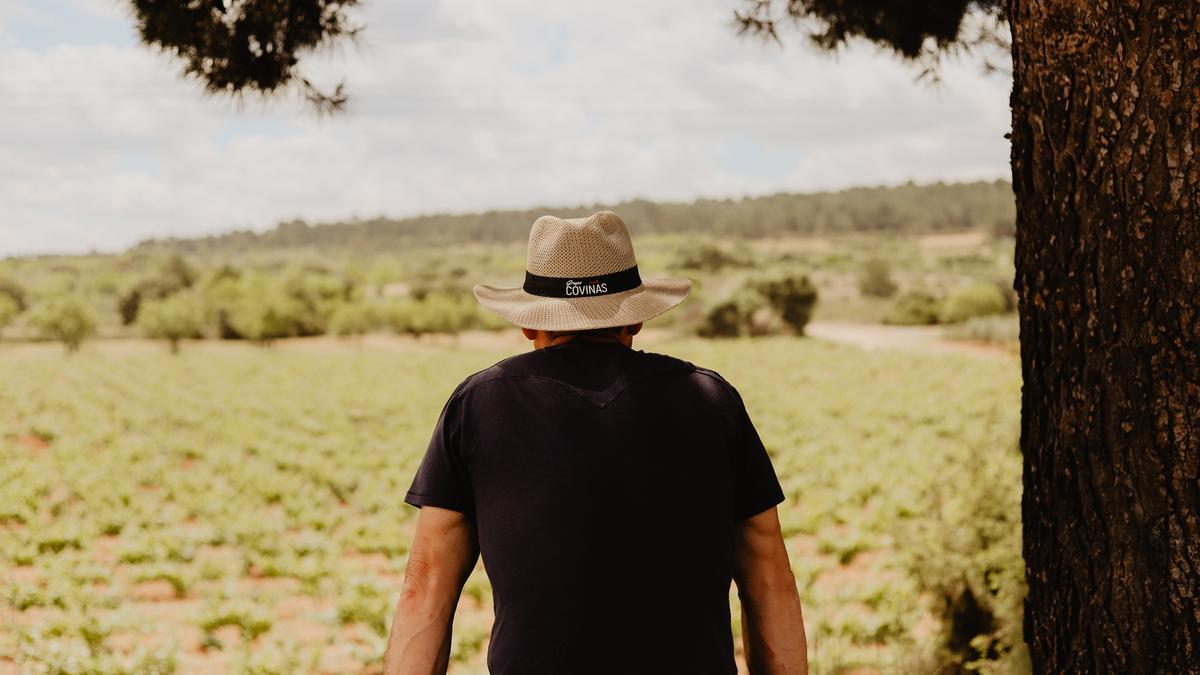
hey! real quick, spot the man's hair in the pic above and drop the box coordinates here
[547,325,632,339]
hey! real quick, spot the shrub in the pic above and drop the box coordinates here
[902,444,1027,673]
[885,290,942,326]
[27,296,97,352]
[0,294,18,332]
[754,274,818,335]
[696,289,770,338]
[117,254,197,324]
[697,274,817,338]
[858,258,899,298]
[138,291,206,353]
[328,302,377,337]
[0,275,27,311]
[385,293,498,336]
[674,243,751,272]
[940,283,1008,324]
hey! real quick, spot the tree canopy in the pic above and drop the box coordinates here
[132,0,360,111]
[733,0,1008,68]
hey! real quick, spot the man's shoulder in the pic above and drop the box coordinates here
[445,347,737,402]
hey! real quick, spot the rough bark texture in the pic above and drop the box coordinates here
[1009,0,1200,672]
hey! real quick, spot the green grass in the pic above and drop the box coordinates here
[0,336,1022,673]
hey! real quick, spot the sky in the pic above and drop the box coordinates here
[0,0,1013,256]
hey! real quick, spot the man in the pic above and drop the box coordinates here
[384,211,808,675]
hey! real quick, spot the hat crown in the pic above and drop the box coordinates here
[526,211,637,278]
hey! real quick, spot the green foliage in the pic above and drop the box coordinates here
[27,296,97,352]
[0,293,19,331]
[385,293,503,336]
[337,577,391,637]
[674,242,751,272]
[903,441,1027,673]
[697,275,818,338]
[754,274,818,335]
[118,254,197,325]
[131,0,361,111]
[133,181,1016,253]
[697,288,773,338]
[732,0,1006,61]
[137,291,206,353]
[198,596,274,646]
[0,274,28,310]
[940,283,1009,324]
[328,302,377,337]
[859,257,898,298]
[886,290,943,326]
[0,337,1023,673]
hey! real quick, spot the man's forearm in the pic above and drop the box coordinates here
[383,576,460,675]
[739,566,808,675]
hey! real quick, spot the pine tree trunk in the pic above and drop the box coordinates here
[1009,1,1200,672]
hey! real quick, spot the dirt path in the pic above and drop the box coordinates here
[806,321,1016,359]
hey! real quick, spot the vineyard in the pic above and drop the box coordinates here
[0,335,1023,674]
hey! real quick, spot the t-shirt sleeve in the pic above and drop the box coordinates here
[728,384,785,519]
[405,391,474,515]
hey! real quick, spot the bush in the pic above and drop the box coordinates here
[696,289,771,338]
[674,243,751,272]
[858,258,898,298]
[138,291,206,352]
[940,283,1008,324]
[0,294,18,332]
[225,289,306,345]
[27,296,97,352]
[885,290,943,326]
[328,302,378,337]
[0,275,27,311]
[117,254,197,324]
[902,444,1028,673]
[386,294,482,336]
[697,274,817,338]
[754,274,818,335]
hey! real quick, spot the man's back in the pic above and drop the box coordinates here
[405,339,785,674]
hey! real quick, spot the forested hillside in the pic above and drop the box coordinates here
[132,180,1014,254]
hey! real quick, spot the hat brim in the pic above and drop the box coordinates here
[473,277,692,331]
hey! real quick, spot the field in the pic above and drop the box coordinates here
[0,332,1023,674]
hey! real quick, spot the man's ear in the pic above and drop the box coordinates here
[628,323,643,336]
[521,327,538,341]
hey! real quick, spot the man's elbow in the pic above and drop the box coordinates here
[398,551,457,611]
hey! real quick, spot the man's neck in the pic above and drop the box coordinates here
[536,333,632,350]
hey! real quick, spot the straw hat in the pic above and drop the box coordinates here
[473,211,692,331]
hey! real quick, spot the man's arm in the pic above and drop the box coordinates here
[734,506,808,675]
[384,505,479,675]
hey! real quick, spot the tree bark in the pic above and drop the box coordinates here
[1009,1,1200,672]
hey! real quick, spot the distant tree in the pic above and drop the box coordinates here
[858,258,899,298]
[130,0,361,112]
[137,291,206,353]
[118,254,198,325]
[28,296,97,353]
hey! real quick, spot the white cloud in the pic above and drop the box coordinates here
[0,0,1011,256]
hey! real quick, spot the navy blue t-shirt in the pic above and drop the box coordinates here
[405,338,785,674]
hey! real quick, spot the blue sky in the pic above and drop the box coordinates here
[0,0,1012,255]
